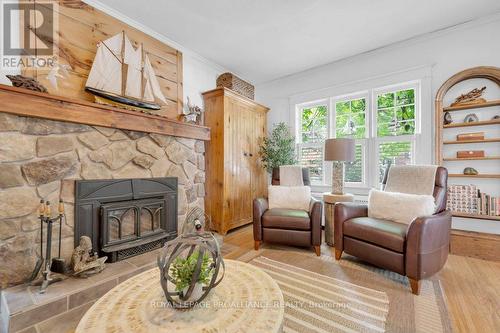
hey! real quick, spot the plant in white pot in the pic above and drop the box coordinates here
[258,122,297,173]
[170,251,213,301]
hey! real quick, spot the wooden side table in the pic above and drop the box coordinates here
[323,193,354,246]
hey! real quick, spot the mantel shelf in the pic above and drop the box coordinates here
[452,212,500,221]
[443,119,500,128]
[443,156,500,161]
[0,84,210,141]
[443,99,500,112]
[448,174,500,179]
[443,138,500,144]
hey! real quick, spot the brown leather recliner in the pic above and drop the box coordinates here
[334,166,451,295]
[253,168,323,256]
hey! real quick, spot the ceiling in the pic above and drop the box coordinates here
[100,0,500,84]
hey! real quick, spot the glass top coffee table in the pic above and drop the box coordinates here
[75,259,284,333]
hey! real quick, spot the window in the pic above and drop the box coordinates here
[374,86,417,183]
[334,95,368,186]
[297,103,328,184]
[296,82,419,189]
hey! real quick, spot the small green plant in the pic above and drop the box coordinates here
[259,122,297,172]
[170,251,213,292]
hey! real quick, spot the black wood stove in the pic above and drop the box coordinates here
[74,178,178,262]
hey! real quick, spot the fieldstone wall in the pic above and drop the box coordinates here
[0,113,206,288]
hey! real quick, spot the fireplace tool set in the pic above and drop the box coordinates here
[29,199,67,293]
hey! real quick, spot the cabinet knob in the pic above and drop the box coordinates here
[249,153,253,157]
[243,152,248,156]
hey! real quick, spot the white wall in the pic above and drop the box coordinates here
[255,14,500,234]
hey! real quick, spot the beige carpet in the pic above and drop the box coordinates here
[240,249,452,333]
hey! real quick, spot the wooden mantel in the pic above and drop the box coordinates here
[0,85,210,141]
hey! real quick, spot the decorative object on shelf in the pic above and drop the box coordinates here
[492,115,500,120]
[463,113,479,123]
[457,150,485,158]
[216,72,255,100]
[179,96,204,125]
[46,64,71,90]
[85,31,167,111]
[443,111,453,125]
[157,212,225,308]
[324,138,355,195]
[463,167,479,175]
[6,74,48,93]
[447,184,478,214]
[259,122,297,173]
[29,200,67,293]
[451,86,486,106]
[457,132,484,141]
[70,235,107,278]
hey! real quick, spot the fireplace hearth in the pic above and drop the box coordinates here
[74,178,178,262]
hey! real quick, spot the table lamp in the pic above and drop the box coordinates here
[324,138,355,194]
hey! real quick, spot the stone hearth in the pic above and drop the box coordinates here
[0,113,206,288]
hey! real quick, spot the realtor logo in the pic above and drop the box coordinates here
[1,0,58,70]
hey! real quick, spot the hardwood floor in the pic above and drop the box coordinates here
[222,225,500,333]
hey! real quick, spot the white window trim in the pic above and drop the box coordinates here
[295,80,424,192]
[296,99,329,185]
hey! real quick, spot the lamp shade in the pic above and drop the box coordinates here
[324,138,355,162]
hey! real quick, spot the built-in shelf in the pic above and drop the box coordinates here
[443,138,500,145]
[443,156,500,161]
[443,119,500,128]
[443,99,500,112]
[452,212,500,221]
[448,174,500,179]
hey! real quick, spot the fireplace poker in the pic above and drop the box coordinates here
[28,200,46,282]
[50,199,67,274]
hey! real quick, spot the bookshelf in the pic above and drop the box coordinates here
[435,66,500,221]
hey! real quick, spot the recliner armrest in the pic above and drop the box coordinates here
[253,198,268,241]
[309,197,322,246]
[405,210,452,279]
[334,203,368,251]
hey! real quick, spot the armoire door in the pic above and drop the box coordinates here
[251,109,267,200]
[225,98,253,228]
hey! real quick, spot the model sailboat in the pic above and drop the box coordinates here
[85,31,167,110]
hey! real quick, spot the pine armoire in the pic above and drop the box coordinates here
[202,87,269,235]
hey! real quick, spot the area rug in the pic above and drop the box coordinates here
[245,250,452,333]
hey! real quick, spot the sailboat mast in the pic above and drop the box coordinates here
[141,43,145,100]
[120,31,127,96]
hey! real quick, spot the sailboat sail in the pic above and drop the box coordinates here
[124,39,142,99]
[85,32,168,110]
[143,54,167,104]
[86,34,123,95]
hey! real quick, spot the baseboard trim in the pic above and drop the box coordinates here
[450,229,500,261]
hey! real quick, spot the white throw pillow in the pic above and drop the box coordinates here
[268,185,311,211]
[368,189,436,225]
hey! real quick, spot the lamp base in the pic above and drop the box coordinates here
[332,161,345,195]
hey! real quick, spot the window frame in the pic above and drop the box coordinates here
[294,80,421,191]
[295,99,330,185]
[331,91,370,188]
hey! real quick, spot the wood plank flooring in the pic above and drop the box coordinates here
[222,225,500,333]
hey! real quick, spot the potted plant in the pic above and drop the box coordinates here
[258,122,297,174]
[170,251,214,301]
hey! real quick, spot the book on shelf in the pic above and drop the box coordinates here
[447,184,500,216]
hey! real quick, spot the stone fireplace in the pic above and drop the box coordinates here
[0,111,206,288]
[74,178,178,262]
